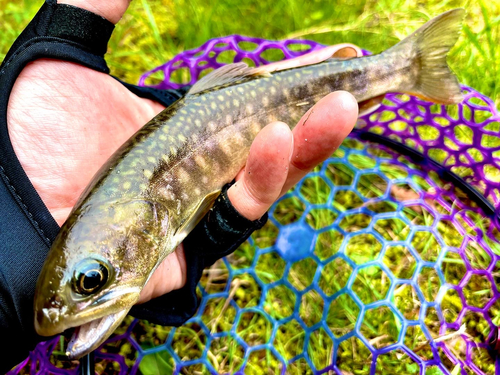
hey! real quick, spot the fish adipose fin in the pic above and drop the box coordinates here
[391,8,465,104]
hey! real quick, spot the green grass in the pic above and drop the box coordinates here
[2,1,499,374]
[1,1,499,105]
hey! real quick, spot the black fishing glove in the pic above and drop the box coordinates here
[0,1,265,372]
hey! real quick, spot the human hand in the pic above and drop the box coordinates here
[7,0,359,305]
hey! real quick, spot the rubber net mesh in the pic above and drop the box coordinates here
[10,36,500,375]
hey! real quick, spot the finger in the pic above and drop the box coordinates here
[260,43,362,73]
[228,122,293,221]
[280,91,358,195]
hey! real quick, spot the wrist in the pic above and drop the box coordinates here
[57,0,131,24]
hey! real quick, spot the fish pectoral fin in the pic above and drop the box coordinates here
[188,63,271,95]
[358,94,386,117]
[174,190,221,241]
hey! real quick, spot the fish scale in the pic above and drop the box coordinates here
[33,9,466,359]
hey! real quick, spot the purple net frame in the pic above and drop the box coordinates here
[10,35,500,375]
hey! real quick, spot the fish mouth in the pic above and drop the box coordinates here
[66,308,130,359]
[35,287,140,354]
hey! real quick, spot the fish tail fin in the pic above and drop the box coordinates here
[390,8,465,104]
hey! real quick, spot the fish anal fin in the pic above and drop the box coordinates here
[358,94,386,117]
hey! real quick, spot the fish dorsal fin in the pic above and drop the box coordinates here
[173,190,221,242]
[188,44,362,95]
[188,63,271,95]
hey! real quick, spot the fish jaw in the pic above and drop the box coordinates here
[34,286,140,338]
[66,308,130,359]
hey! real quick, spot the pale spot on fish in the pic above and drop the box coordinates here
[194,188,201,195]
[267,114,278,123]
[123,181,131,189]
[217,95,225,102]
[195,119,202,127]
[208,122,217,132]
[181,109,188,115]
[195,155,207,168]
[237,87,244,93]
[178,134,187,142]
[140,183,147,190]
[144,169,153,178]
[226,115,232,125]
[211,102,217,110]
[233,98,240,107]
[251,122,261,135]
[262,97,269,107]
[162,127,169,134]
[250,90,256,98]
[202,176,209,184]
[147,156,156,163]
[270,86,277,94]
[159,134,167,141]
[219,141,233,155]
[246,104,254,115]
[170,146,177,156]
[177,167,189,181]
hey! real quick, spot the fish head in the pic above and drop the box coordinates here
[34,197,172,358]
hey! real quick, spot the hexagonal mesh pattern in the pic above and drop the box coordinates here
[10,36,500,375]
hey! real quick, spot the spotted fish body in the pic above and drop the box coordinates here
[34,9,465,359]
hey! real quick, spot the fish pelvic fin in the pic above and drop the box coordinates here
[392,8,465,105]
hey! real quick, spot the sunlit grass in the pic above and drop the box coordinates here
[2,0,499,374]
[1,1,499,105]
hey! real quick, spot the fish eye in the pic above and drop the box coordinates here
[73,259,110,296]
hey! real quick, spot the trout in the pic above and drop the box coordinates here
[34,9,465,358]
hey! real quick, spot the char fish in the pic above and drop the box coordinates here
[34,9,465,358]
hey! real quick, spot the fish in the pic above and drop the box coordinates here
[34,9,465,359]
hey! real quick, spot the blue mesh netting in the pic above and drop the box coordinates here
[9,36,500,375]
